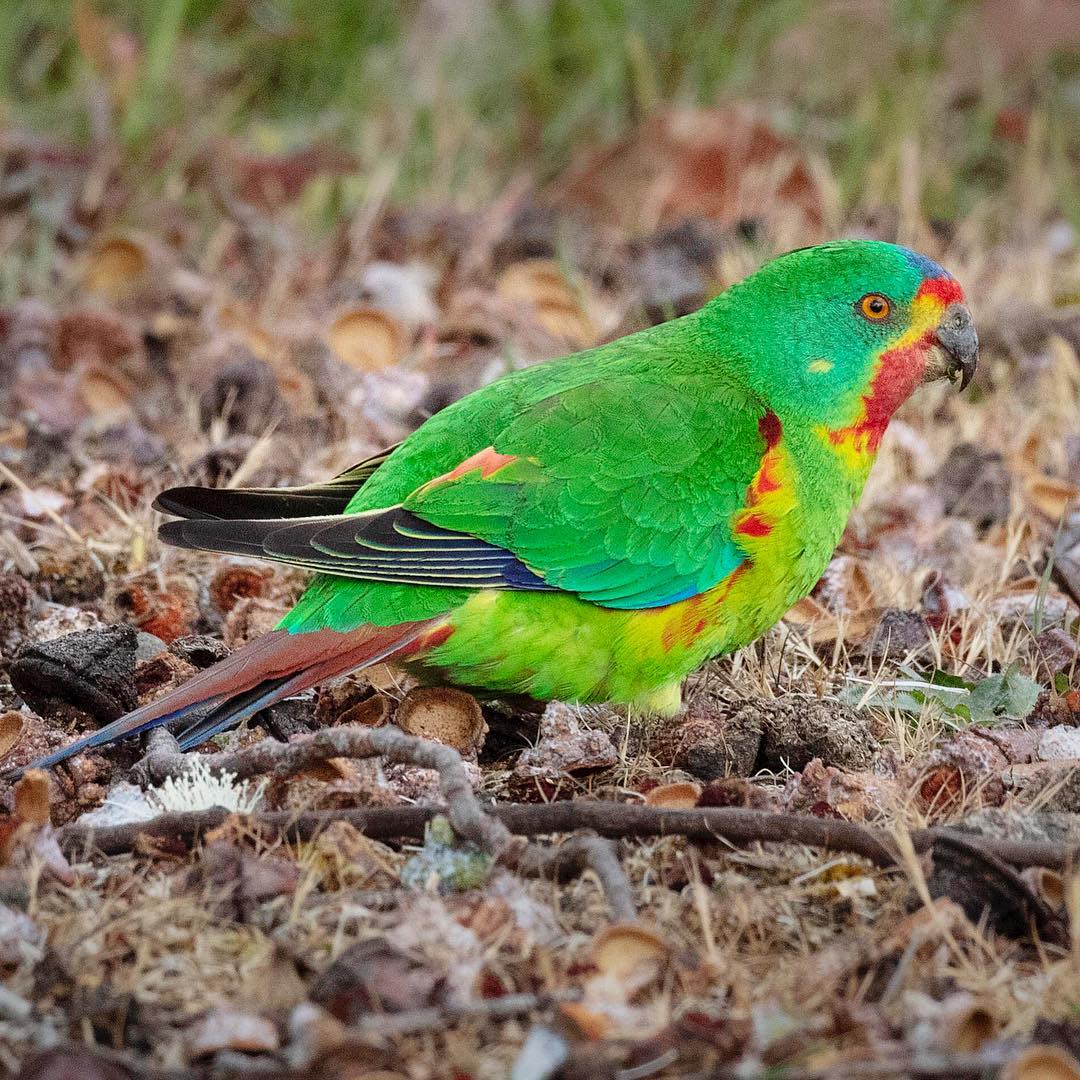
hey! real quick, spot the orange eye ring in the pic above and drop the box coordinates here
[858,293,891,321]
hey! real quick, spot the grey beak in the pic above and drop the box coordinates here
[935,303,978,391]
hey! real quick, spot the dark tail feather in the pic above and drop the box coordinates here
[154,485,361,522]
[3,623,431,778]
[153,442,400,522]
[175,676,295,751]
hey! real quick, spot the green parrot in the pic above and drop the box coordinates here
[19,240,977,771]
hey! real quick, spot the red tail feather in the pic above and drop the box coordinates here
[5,621,434,776]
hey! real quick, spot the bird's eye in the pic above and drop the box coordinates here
[858,294,891,321]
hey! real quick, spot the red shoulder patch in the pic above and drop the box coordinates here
[735,513,772,538]
[425,447,519,490]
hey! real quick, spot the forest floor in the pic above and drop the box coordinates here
[1,3,1080,1078]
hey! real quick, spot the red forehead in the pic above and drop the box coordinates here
[916,276,964,305]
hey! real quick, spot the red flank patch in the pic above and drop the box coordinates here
[758,410,782,449]
[736,513,772,538]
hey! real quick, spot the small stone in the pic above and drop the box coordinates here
[513,702,618,779]
[903,729,1010,811]
[784,759,901,821]
[861,609,932,662]
[169,634,230,669]
[134,649,198,703]
[1033,628,1080,677]
[10,625,139,724]
[32,604,104,642]
[1038,726,1080,761]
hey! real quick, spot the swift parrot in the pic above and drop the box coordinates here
[14,240,978,773]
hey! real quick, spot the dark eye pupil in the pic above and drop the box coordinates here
[869,298,884,312]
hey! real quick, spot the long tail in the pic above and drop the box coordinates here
[4,621,432,778]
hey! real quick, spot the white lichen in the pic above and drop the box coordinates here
[75,758,267,828]
[147,755,267,815]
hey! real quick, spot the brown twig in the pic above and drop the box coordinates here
[137,726,515,861]
[61,799,1079,871]
[517,833,638,922]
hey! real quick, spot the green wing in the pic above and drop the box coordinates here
[404,371,768,607]
[160,364,771,610]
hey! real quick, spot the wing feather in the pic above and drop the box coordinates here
[153,444,401,520]
[157,368,775,610]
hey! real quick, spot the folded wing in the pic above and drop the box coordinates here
[158,373,773,610]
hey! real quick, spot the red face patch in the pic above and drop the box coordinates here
[829,275,961,455]
[916,275,964,306]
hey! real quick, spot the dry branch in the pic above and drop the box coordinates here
[61,799,1079,871]
[517,833,638,922]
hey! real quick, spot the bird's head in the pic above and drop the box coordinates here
[708,240,978,442]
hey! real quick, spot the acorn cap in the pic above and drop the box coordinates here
[395,686,487,755]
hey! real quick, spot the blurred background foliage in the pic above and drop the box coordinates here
[0,0,1077,225]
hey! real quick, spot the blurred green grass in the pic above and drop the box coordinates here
[1,0,1078,221]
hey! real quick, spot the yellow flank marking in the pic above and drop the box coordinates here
[808,358,834,374]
